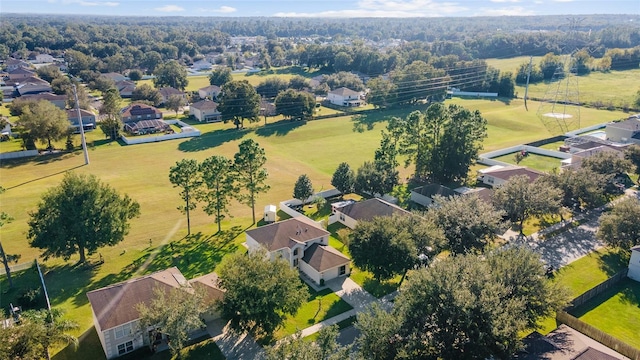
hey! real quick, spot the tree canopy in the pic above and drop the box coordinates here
[28,172,140,263]
[199,155,235,233]
[275,89,316,121]
[293,174,314,203]
[18,100,69,150]
[169,159,202,236]
[208,67,233,87]
[233,139,270,224]
[216,251,308,338]
[218,80,261,129]
[153,59,188,90]
[597,197,640,250]
[331,162,355,197]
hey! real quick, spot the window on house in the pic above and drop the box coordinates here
[293,258,299,267]
[293,248,299,256]
[339,265,346,276]
[117,340,134,355]
[339,214,345,221]
[114,323,133,339]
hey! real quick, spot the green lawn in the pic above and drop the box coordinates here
[492,152,562,173]
[569,278,640,349]
[0,97,630,357]
[537,140,566,151]
[484,56,544,74]
[274,285,353,340]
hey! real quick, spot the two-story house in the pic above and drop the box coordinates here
[327,87,363,107]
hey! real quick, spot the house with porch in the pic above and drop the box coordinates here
[245,216,351,285]
[330,198,411,229]
[327,87,363,107]
[66,108,96,131]
[86,267,223,359]
[190,100,222,123]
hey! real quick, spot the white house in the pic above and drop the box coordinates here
[158,87,186,104]
[245,217,351,285]
[629,245,640,282]
[327,87,363,107]
[198,85,221,100]
[191,59,212,71]
[86,267,222,359]
[189,100,222,123]
[31,54,55,64]
[605,116,640,144]
[66,109,96,131]
[330,198,411,229]
[477,165,543,188]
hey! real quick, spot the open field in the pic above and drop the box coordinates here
[0,98,630,358]
[484,56,543,73]
[570,278,640,349]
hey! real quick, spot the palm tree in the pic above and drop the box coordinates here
[22,308,79,360]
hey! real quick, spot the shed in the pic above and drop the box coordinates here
[264,204,277,223]
[629,245,640,282]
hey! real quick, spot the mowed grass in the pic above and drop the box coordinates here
[0,98,629,357]
[569,278,640,349]
[492,152,562,173]
[484,56,543,73]
[274,285,353,340]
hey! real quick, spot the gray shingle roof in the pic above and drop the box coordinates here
[246,217,329,252]
[302,243,350,272]
[337,198,410,222]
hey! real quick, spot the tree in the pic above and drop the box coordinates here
[208,67,233,87]
[539,168,608,211]
[153,60,188,90]
[331,162,355,198]
[498,71,515,97]
[218,80,261,129]
[581,151,633,193]
[397,103,487,183]
[99,88,122,140]
[36,65,63,83]
[91,76,115,93]
[324,71,365,91]
[275,89,316,120]
[165,94,185,115]
[256,77,288,99]
[333,51,353,72]
[233,139,270,224]
[216,251,308,338]
[493,175,562,233]
[355,304,402,360]
[288,75,310,90]
[128,69,143,81]
[18,100,69,150]
[0,187,19,289]
[428,194,505,254]
[137,286,209,357]
[264,325,351,360]
[132,84,162,106]
[366,77,396,108]
[199,155,235,233]
[354,160,397,197]
[539,52,564,80]
[169,159,202,236]
[293,174,314,204]
[28,173,140,264]
[356,249,567,360]
[349,215,443,281]
[597,197,640,250]
[625,144,640,179]
[0,308,79,360]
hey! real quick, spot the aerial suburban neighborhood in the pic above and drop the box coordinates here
[1,2,640,360]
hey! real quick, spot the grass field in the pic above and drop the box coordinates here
[570,278,640,349]
[492,152,562,172]
[484,56,543,73]
[0,97,630,358]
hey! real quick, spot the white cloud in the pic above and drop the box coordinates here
[275,0,468,17]
[155,5,185,12]
[479,6,535,16]
[490,0,520,3]
[197,5,237,14]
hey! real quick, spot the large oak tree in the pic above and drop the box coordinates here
[218,80,261,129]
[28,172,140,264]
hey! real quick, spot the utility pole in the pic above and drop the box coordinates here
[72,84,90,165]
[524,55,533,111]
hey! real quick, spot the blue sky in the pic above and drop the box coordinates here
[1,0,639,17]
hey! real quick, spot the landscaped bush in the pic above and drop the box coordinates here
[18,287,43,307]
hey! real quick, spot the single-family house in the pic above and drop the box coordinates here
[628,245,640,282]
[4,58,30,71]
[31,54,55,64]
[87,267,222,359]
[477,165,543,188]
[21,92,67,109]
[331,198,411,229]
[15,79,53,96]
[245,217,351,285]
[561,145,627,170]
[101,72,128,83]
[8,67,36,81]
[410,184,458,207]
[454,186,494,204]
[158,87,186,104]
[121,103,162,123]
[605,116,640,144]
[66,108,96,131]
[115,80,136,98]
[190,100,222,123]
[198,85,221,100]
[188,273,225,322]
[327,87,363,107]
[191,59,212,71]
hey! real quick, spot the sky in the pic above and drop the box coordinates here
[1,0,639,18]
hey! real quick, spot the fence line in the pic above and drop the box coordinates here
[0,149,39,160]
[569,269,628,309]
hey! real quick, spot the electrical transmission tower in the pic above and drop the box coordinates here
[536,18,583,135]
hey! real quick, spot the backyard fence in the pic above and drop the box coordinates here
[524,135,568,148]
[556,311,640,360]
[569,269,628,309]
[0,150,39,160]
[0,260,35,276]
